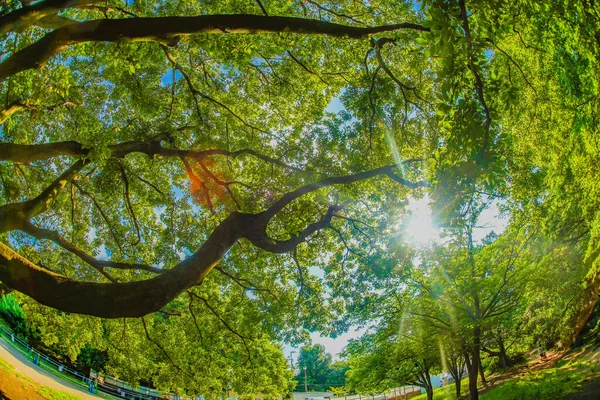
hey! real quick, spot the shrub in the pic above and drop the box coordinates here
[0,294,28,337]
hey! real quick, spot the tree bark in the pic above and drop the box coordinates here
[0,14,427,82]
[0,141,85,162]
[0,211,251,318]
[467,326,481,400]
[0,100,26,124]
[478,358,486,385]
[0,0,90,36]
[0,161,424,317]
[425,386,433,400]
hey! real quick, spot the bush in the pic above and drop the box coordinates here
[0,294,28,337]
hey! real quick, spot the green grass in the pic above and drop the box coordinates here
[0,318,118,399]
[0,354,16,373]
[411,378,468,400]
[0,320,90,390]
[39,386,84,400]
[406,350,600,400]
[480,355,599,400]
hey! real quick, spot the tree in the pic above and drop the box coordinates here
[2,0,600,396]
[346,319,440,400]
[295,344,335,392]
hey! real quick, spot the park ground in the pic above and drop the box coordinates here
[1,341,600,400]
[0,334,101,400]
[411,346,600,400]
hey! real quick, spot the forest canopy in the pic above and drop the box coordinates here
[0,0,599,397]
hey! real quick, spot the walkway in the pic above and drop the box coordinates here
[0,335,101,399]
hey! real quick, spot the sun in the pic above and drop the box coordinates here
[403,196,440,246]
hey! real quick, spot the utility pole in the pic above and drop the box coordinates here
[304,367,308,392]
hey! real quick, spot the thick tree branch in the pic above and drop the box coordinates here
[0,141,85,163]
[0,14,428,81]
[0,0,89,36]
[0,100,27,124]
[0,211,252,317]
[458,0,492,157]
[247,205,337,253]
[257,163,429,222]
[0,138,304,173]
[0,165,426,317]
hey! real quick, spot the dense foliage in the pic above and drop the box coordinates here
[0,0,599,397]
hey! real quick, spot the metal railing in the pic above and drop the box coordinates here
[0,324,195,399]
[0,325,91,387]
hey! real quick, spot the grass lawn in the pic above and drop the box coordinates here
[407,347,600,400]
[480,348,600,400]
[411,378,468,400]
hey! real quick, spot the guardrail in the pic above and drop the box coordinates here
[0,325,92,389]
[0,324,196,399]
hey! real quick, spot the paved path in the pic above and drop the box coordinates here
[0,336,102,399]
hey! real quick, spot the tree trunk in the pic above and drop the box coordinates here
[498,337,509,369]
[455,377,462,398]
[478,359,486,385]
[468,326,481,400]
[426,386,433,400]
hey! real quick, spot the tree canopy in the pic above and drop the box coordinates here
[1,0,599,397]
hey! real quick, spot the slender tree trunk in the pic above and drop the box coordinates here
[468,326,481,400]
[455,376,462,398]
[426,386,433,400]
[498,336,509,369]
[478,359,486,385]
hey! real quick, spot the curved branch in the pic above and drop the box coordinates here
[0,138,305,173]
[142,317,190,376]
[214,266,280,301]
[258,163,429,222]
[0,165,426,318]
[248,205,337,253]
[458,0,492,157]
[0,14,428,82]
[0,211,251,317]
[72,181,125,254]
[117,161,141,245]
[189,291,253,362]
[0,0,89,36]
[18,220,163,274]
[0,100,81,125]
[0,160,85,233]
